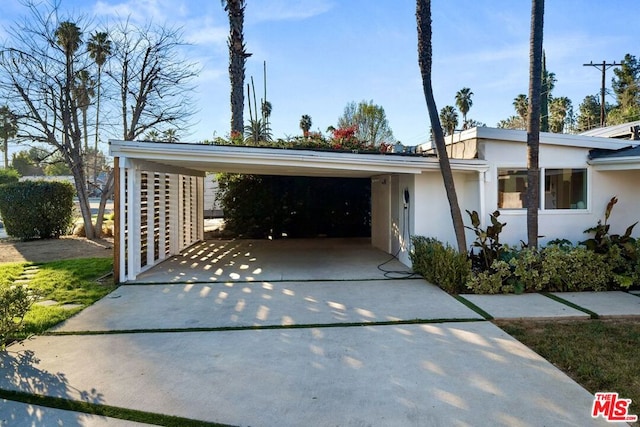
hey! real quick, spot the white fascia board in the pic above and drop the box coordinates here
[125,158,206,177]
[469,127,635,150]
[588,156,640,170]
[109,140,488,175]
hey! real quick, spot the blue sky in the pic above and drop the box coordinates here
[2,0,639,149]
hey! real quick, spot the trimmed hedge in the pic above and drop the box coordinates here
[0,180,75,240]
[0,168,19,186]
[410,236,471,294]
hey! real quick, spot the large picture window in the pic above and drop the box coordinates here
[544,169,587,209]
[498,169,529,209]
[497,168,588,210]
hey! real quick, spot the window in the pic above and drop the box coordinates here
[497,168,588,210]
[544,169,587,209]
[498,169,529,209]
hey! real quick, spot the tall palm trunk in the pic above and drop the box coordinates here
[225,0,250,135]
[93,66,102,184]
[526,0,545,248]
[416,0,467,253]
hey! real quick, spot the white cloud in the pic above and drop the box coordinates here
[93,0,188,24]
[248,0,334,23]
[185,24,227,47]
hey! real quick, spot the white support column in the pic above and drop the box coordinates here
[197,176,204,241]
[178,174,186,251]
[169,173,180,255]
[119,158,127,283]
[184,176,192,248]
[146,171,156,267]
[190,176,197,244]
[158,173,166,260]
[126,162,139,281]
[480,170,488,230]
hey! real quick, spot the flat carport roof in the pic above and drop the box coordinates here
[109,140,487,178]
[109,140,489,283]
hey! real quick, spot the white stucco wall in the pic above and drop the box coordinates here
[479,140,640,246]
[371,173,417,266]
[411,171,481,253]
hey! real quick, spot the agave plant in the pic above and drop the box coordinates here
[244,118,272,144]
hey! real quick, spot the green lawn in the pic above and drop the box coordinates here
[496,319,640,420]
[1,258,115,339]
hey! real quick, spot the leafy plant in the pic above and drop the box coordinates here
[0,284,38,350]
[466,260,513,294]
[582,196,638,258]
[466,210,507,271]
[410,236,471,294]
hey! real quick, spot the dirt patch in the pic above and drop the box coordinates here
[0,236,114,264]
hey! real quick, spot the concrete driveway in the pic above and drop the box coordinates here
[0,239,611,426]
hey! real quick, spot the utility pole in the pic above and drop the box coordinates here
[583,60,622,127]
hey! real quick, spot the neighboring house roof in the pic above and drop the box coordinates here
[580,120,640,139]
[588,145,640,170]
[589,145,640,159]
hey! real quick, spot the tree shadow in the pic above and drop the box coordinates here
[0,348,105,426]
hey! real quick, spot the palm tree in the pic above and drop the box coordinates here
[72,70,95,152]
[540,52,555,132]
[300,114,312,137]
[549,96,572,133]
[87,31,111,184]
[55,21,83,139]
[56,21,83,61]
[416,0,466,253]
[56,21,95,239]
[455,87,473,129]
[513,94,528,121]
[261,100,272,123]
[0,106,18,169]
[145,130,160,141]
[163,128,179,142]
[439,105,458,143]
[526,0,545,249]
[223,0,251,136]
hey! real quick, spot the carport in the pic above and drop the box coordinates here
[109,140,486,283]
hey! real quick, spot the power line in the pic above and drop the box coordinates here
[583,60,622,126]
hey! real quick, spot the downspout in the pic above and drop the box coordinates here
[479,169,487,231]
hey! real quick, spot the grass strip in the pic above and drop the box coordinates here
[0,389,234,427]
[43,317,486,336]
[453,295,494,320]
[541,292,599,319]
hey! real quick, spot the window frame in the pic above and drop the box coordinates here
[496,166,590,212]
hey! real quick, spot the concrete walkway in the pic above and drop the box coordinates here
[2,239,636,426]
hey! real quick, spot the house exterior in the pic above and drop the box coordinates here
[109,125,640,282]
[410,127,640,256]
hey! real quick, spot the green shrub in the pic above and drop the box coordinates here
[466,244,619,294]
[466,260,514,294]
[410,236,471,294]
[0,180,75,240]
[0,168,20,186]
[0,284,37,350]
